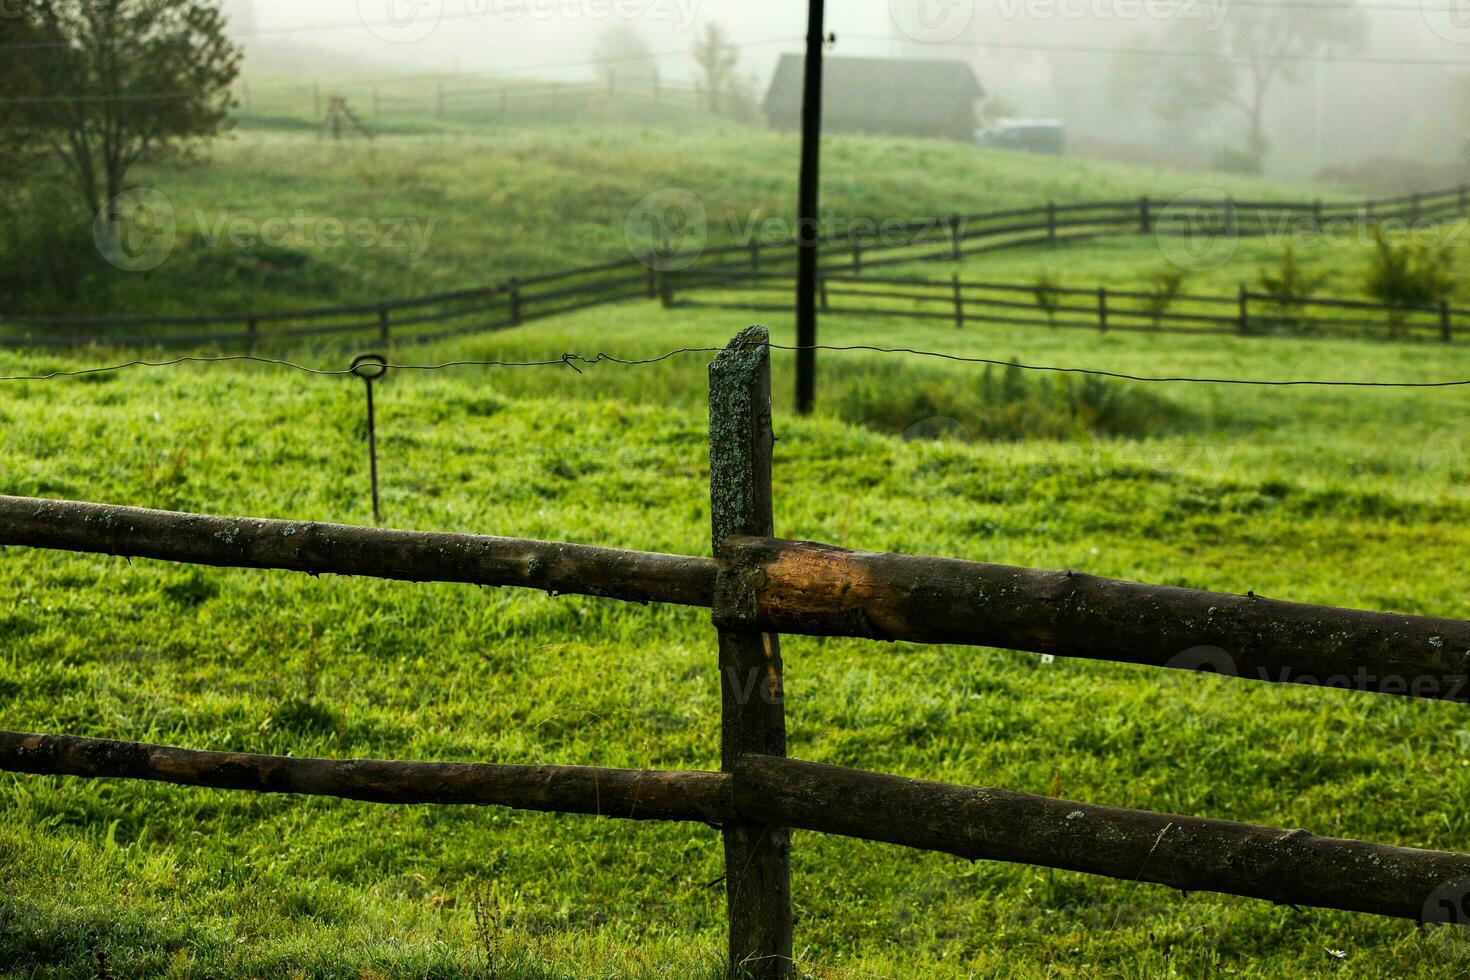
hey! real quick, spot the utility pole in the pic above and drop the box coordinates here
[795,0,826,416]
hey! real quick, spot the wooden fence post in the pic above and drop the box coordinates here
[819,277,829,313]
[1139,196,1151,234]
[378,304,391,345]
[709,327,792,979]
[645,251,658,298]
[1047,201,1057,243]
[659,240,674,308]
[246,316,258,354]
[948,212,962,259]
[1238,286,1249,335]
[509,278,522,325]
[750,239,761,273]
[1097,286,1108,333]
[1442,300,1452,343]
[952,273,963,329]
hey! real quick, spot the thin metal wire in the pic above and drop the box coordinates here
[6,344,1470,389]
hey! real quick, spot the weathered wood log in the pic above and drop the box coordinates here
[0,495,717,608]
[736,755,1470,922]
[715,537,1470,702]
[709,327,793,977]
[9,730,1470,924]
[0,730,731,822]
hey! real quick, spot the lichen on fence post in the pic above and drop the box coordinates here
[708,326,793,979]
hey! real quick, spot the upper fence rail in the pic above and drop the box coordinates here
[3,184,1466,351]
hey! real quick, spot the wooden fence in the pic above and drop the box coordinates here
[4,184,1467,352]
[4,327,1470,976]
[668,270,1470,343]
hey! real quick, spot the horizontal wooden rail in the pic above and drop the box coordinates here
[0,496,717,608]
[5,730,1468,922]
[715,537,1470,702]
[0,731,729,822]
[737,757,1470,922]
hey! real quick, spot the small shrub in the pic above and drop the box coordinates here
[832,359,1186,442]
[1031,272,1061,326]
[1363,228,1453,309]
[1257,244,1329,332]
[1143,267,1187,329]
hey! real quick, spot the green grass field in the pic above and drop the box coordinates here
[5,124,1470,977]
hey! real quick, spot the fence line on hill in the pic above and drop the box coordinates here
[1,184,1466,354]
[4,327,1470,977]
[668,270,1470,342]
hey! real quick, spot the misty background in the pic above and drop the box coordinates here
[223,0,1470,185]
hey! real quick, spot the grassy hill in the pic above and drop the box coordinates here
[5,122,1470,977]
[5,293,1470,976]
[5,123,1364,319]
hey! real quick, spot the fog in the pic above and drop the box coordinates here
[225,0,1470,182]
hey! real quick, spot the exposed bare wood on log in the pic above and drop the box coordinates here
[715,537,1470,702]
[0,496,717,608]
[0,730,731,823]
[736,755,1470,922]
[709,327,793,977]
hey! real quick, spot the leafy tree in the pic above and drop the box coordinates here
[3,1,240,219]
[693,23,739,117]
[591,23,655,92]
[1110,4,1364,172]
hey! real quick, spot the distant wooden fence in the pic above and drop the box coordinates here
[4,328,1470,976]
[670,270,1470,343]
[1,184,1466,350]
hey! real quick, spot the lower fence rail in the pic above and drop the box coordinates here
[4,729,1468,923]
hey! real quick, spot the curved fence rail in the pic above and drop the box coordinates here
[4,329,1470,977]
[669,270,1470,343]
[2,184,1466,351]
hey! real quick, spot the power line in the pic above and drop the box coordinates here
[843,32,1470,68]
[7,344,1470,389]
[0,35,798,106]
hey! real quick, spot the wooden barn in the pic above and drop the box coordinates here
[763,54,984,141]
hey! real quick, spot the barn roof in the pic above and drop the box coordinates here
[763,54,984,122]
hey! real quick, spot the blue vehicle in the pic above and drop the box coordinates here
[976,118,1066,156]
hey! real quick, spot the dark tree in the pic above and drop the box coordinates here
[3,0,240,216]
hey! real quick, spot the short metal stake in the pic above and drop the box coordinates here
[351,354,389,524]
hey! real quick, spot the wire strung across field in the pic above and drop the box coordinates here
[7,344,1470,389]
